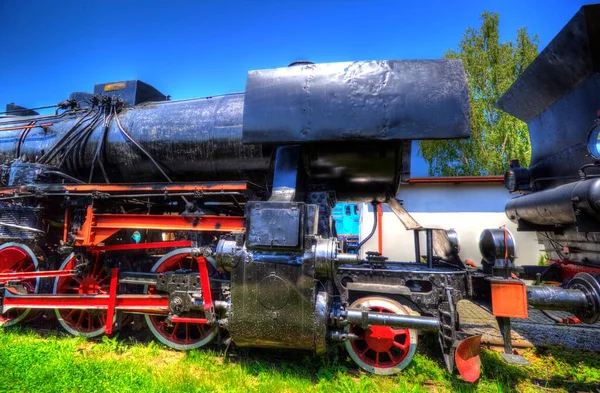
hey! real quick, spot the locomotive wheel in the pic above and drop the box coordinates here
[53,253,111,337]
[0,243,40,327]
[144,248,218,350]
[345,297,418,375]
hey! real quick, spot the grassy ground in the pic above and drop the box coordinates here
[0,327,599,393]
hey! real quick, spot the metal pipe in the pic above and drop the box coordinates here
[505,178,600,226]
[0,191,246,201]
[42,170,86,184]
[0,109,85,125]
[329,331,359,342]
[341,309,440,331]
[118,272,159,286]
[526,286,588,311]
[336,253,360,264]
[0,221,45,234]
[426,229,433,268]
[214,300,230,311]
[377,203,383,254]
[354,202,378,252]
[0,105,58,115]
[413,230,421,262]
[0,123,53,132]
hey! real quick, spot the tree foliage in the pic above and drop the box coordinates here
[419,12,539,176]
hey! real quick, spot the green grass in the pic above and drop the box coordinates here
[0,328,599,393]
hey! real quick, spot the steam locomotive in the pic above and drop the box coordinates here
[1,5,600,383]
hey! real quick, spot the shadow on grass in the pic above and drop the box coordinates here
[213,333,600,392]
[222,345,348,382]
[3,324,600,392]
[209,334,520,391]
[525,346,600,392]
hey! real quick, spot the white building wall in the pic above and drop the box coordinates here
[358,182,542,266]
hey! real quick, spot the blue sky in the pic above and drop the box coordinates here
[0,0,587,175]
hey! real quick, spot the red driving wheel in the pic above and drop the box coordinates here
[0,243,39,326]
[53,252,111,337]
[145,248,219,350]
[345,297,418,375]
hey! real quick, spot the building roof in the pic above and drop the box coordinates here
[409,176,504,184]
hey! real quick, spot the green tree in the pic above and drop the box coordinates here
[419,12,538,176]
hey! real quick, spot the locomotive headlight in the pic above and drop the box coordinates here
[479,228,516,266]
[504,160,530,193]
[504,169,516,192]
[586,120,600,158]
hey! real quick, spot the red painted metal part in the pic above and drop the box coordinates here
[0,244,38,325]
[60,182,248,193]
[409,176,504,184]
[491,280,528,319]
[0,181,250,196]
[74,206,245,246]
[0,123,53,132]
[0,245,36,282]
[2,290,169,314]
[54,253,111,335]
[0,269,75,281]
[377,204,383,255]
[63,208,70,244]
[561,315,582,325]
[455,335,482,383]
[145,249,217,347]
[170,317,209,324]
[89,240,192,252]
[104,268,119,335]
[197,257,213,311]
[349,305,412,368]
[550,260,600,281]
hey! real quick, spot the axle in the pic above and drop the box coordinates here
[339,309,441,332]
[527,273,600,324]
[527,287,588,311]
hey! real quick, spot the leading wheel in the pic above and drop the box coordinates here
[53,252,111,337]
[345,297,418,375]
[0,243,40,327]
[144,248,219,350]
